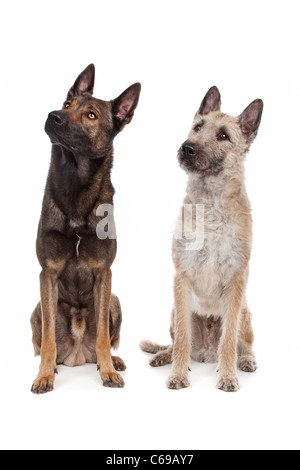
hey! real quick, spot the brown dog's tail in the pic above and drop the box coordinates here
[139,340,169,354]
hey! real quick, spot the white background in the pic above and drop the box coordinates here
[1,0,300,451]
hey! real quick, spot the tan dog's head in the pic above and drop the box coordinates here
[179,87,263,177]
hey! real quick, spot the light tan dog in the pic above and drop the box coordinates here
[141,87,263,392]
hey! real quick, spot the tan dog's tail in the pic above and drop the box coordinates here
[139,340,169,354]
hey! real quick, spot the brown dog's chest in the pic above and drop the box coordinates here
[58,260,95,308]
[55,232,116,308]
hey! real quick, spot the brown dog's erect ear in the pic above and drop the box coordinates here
[239,99,264,139]
[112,83,141,132]
[67,64,95,99]
[198,86,222,116]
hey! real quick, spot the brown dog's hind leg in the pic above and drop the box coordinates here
[112,356,127,371]
[109,294,122,348]
[31,303,42,357]
[109,294,126,372]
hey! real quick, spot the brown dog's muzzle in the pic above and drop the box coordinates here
[47,111,66,127]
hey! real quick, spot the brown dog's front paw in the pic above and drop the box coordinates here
[31,374,55,394]
[217,376,240,393]
[167,375,190,390]
[100,370,125,388]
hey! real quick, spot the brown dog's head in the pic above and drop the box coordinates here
[45,64,141,159]
[179,86,263,177]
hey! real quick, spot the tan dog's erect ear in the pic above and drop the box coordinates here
[112,83,142,133]
[239,99,264,139]
[67,64,95,99]
[198,86,221,116]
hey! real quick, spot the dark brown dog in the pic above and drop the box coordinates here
[31,64,141,393]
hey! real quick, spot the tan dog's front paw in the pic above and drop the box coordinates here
[217,376,240,393]
[31,373,56,394]
[100,370,125,388]
[167,375,190,390]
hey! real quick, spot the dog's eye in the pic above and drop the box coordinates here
[88,112,97,120]
[65,102,71,109]
[194,124,203,132]
[218,132,229,141]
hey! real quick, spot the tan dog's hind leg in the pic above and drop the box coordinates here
[238,304,257,373]
[150,346,173,367]
[167,274,191,390]
[31,268,59,394]
[94,270,124,388]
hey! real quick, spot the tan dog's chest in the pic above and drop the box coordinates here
[173,203,248,317]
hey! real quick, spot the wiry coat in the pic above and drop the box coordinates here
[141,87,263,392]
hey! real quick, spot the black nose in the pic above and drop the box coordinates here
[181,143,198,158]
[48,112,65,126]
